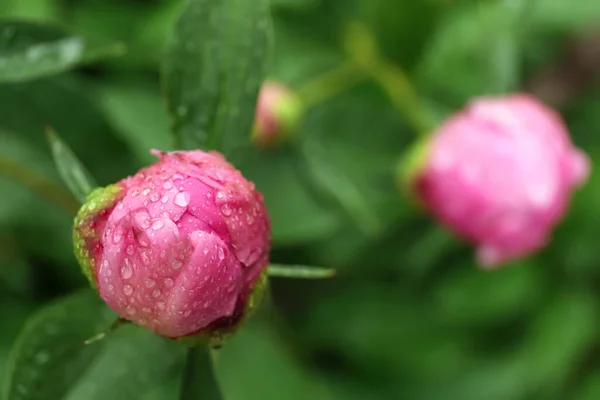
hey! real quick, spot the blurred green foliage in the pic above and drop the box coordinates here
[0,0,600,399]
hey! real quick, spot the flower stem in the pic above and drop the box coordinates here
[295,61,366,110]
[0,157,80,215]
[342,21,434,136]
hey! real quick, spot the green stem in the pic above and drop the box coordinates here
[342,21,434,136]
[370,61,433,134]
[0,157,80,215]
[296,62,366,110]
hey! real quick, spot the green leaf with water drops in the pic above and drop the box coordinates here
[162,0,272,157]
[268,264,336,279]
[62,325,185,400]
[179,346,223,400]
[0,20,125,83]
[3,289,116,400]
[46,127,97,204]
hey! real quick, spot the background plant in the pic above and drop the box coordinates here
[1,0,600,399]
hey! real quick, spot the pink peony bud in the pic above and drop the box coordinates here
[412,94,590,267]
[252,81,303,148]
[73,149,270,339]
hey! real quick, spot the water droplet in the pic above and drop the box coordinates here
[177,105,188,116]
[157,302,166,310]
[138,318,148,326]
[142,307,152,313]
[134,211,151,230]
[152,289,161,298]
[161,195,169,203]
[160,249,166,259]
[117,203,124,210]
[217,247,225,260]
[141,251,150,265]
[126,245,135,256]
[152,220,164,230]
[121,260,133,279]
[112,229,123,244]
[172,260,182,269]
[123,284,134,296]
[108,285,114,292]
[203,300,211,308]
[163,181,173,190]
[34,351,49,365]
[246,214,254,225]
[206,192,212,198]
[145,278,156,288]
[126,304,136,315]
[216,192,224,200]
[184,309,191,317]
[149,192,160,202]
[220,203,232,216]
[142,188,151,196]
[202,247,209,255]
[174,191,190,207]
[164,278,174,288]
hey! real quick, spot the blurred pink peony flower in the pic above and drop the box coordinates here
[73,149,270,338]
[252,81,303,147]
[412,94,590,267]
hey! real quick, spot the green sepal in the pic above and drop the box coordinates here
[177,270,269,348]
[396,136,433,205]
[72,184,123,290]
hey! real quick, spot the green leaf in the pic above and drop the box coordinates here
[0,21,125,83]
[3,290,116,400]
[162,0,272,156]
[417,1,529,106]
[216,309,332,400]
[63,325,185,400]
[45,127,97,204]
[95,79,173,165]
[268,264,336,279]
[180,346,223,400]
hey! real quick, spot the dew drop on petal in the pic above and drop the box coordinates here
[126,305,136,315]
[163,181,173,190]
[112,229,123,244]
[174,191,191,207]
[123,284,134,296]
[126,245,135,256]
[145,278,156,288]
[142,188,151,196]
[142,307,152,313]
[121,260,133,279]
[217,247,225,261]
[220,203,232,216]
[152,289,161,298]
[164,278,174,288]
[184,309,191,317]
[161,195,169,204]
[152,220,164,230]
[202,247,209,255]
[157,302,166,310]
[149,192,160,202]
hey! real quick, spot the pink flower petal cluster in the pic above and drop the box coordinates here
[414,94,589,267]
[74,150,270,338]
